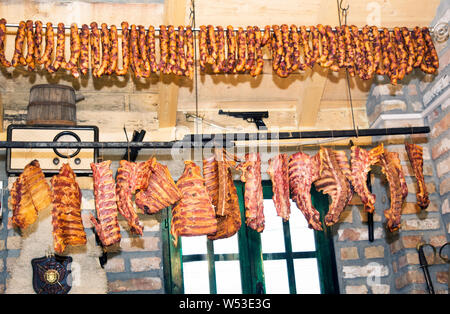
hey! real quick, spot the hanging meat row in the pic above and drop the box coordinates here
[10,142,429,250]
[0,19,195,79]
[0,19,439,84]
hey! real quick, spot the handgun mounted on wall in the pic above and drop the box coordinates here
[218,110,268,130]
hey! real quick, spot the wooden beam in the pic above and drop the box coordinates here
[297,66,329,128]
[158,0,187,129]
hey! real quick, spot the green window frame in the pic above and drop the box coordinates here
[162,180,339,294]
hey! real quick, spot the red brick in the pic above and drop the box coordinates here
[431,111,450,139]
[432,136,450,159]
[107,277,162,292]
[395,270,425,289]
[440,176,450,196]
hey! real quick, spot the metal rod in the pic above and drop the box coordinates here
[1,126,430,149]
[4,23,420,33]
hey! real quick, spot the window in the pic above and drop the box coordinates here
[162,180,339,294]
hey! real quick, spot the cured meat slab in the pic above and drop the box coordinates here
[51,163,87,254]
[90,160,121,246]
[405,143,429,210]
[171,161,217,246]
[268,153,291,221]
[236,152,264,232]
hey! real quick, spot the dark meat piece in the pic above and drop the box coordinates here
[171,161,217,246]
[267,153,291,221]
[236,152,264,232]
[405,143,430,210]
[90,160,121,246]
[288,151,322,230]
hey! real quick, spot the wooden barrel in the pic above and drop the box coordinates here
[27,84,77,126]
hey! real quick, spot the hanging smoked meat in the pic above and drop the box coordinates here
[0,19,11,67]
[24,159,52,212]
[203,154,219,209]
[135,157,182,215]
[349,144,384,214]
[11,160,52,229]
[314,147,352,227]
[288,151,322,231]
[10,174,37,230]
[377,150,408,232]
[115,160,150,235]
[89,160,121,246]
[405,143,430,210]
[267,153,290,221]
[51,164,87,254]
[171,161,217,246]
[11,21,26,67]
[207,149,242,240]
[236,152,264,232]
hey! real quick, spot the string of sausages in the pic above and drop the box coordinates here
[0,19,439,85]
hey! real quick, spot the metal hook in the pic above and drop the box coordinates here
[339,0,349,11]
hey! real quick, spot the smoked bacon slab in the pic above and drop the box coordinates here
[206,149,242,240]
[51,164,87,254]
[171,161,217,246]
[135,157,182,215]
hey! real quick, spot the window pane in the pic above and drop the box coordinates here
[183,261,210,294]
[213,233,239,254]
[181,235,207,255]
[260,199,286,253]
[263,260,290,294]
[289,200,317,252]
[293,258,321,294]
[215,261,242,294]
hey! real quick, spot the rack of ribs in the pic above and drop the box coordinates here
[171,161,217,246]
[51,163,87,254]
[115,159,151,235]
[268,153,291,221]
[315,147,352,227]
[135,157,182,215]
[405,143,430,210]
[288,151,322,230]
[349,144,384,213]
[377,150,408,231]
[89,160,121,246]
[236,152,264,232]
[207,149,242,240]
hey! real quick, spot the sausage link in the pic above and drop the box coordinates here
[235,27,246,73]
[168,25,178,75]
[33,21,44,65]
[130,24,143,77]
[371,26,382,75]
[310,26,320,67]
[206,25,217,65]
[176,26,187,76]
[115,21,130,76]
[386,30,399,85]
[0,18,11,67]
[250,26,264,77]
[96,23,111,77]
[326,25,339,71]
[393,27,407,81]
[401,27,415,75]
[271,25,283,72]
[214,26,226,73]
[224,25,236,73]
[147,25,159,74]
[65,23,81,78]
[289,25,301,71]
[79,24,90,76]
[261,25,271,47]
[138,25,150,77]
[362,25,375,79]
[25,20,36,71]
[107,25,118,75]
[421,27,439,74]
[47,23,66,73]
[42,22,55,70]
[90,22,101,77]
[299,26,312,68]
[199,25,207,71]
[185,26,194,78]
[11,21,27,67]
[412,26,425,68]
[158,25,169,74]
[245,26,256,73]
[342,25,355,76]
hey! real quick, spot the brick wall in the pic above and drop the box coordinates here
[335,0,450,294]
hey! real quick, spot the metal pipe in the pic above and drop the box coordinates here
[1,126,430,149]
